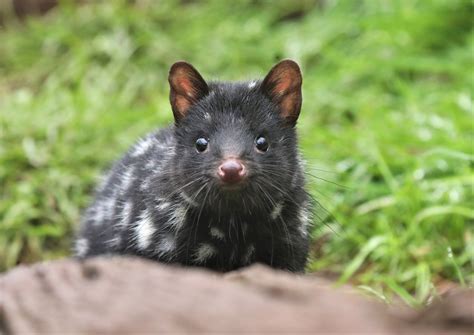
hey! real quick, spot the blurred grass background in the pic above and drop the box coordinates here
[0,0,472,306]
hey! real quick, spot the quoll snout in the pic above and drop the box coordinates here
[217,158,247,184]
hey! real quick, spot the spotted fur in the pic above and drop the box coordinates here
[74,60,313,272]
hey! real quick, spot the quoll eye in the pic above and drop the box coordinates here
[195,138,209,152]
[255,136,269,152]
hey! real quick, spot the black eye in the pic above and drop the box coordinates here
[195,138,209,152]
[255,136,269,152]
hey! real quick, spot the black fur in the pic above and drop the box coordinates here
[75,60,313,272]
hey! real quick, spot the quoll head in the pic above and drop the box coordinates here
[167,60,304,211]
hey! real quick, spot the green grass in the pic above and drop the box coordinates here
[0,0,472,306]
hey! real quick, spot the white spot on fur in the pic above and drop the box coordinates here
[134,209,156,250]
[157,201,171,211]
[93,199,116,226]
[140,178,152,191]
[106,198,116,213]
[91,204,104,225]
[248,81,257,89]
[120,167,135,191]
[145,159,155,170]
[291,173,299,188]
[106,236,121,248]
[84,206,96,222]
[242,244,255,264]
[194,243,217,263]
[147,147,174,171]
[165,205,187,230]
[156,233,176,256]
[210,227,225,240]
[75,238,89,257]
[298,206,311,237]
[118,201,133,228]
[203,112,211,120]
[181,192,198,207]
[96,170,113,193]
[292,152,305,188]
[270,202,284,220]
[131,137,155,157]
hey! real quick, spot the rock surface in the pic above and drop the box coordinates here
[0,257,472,334]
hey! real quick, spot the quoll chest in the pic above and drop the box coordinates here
[151,210,278,271]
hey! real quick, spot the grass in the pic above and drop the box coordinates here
[0,0,472,306]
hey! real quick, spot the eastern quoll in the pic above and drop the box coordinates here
[74,59,313,272]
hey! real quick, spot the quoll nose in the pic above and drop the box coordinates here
[218,158,247,184]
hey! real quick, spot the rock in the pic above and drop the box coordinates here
[0,257,471,334]
[412,289,473,333]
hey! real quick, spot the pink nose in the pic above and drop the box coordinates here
[218,159,246,184]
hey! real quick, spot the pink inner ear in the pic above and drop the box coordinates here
[261,60,302,125]
[176,77,195,97]
[271,68,299,96]
[169,61,209,122]
[274,79,291,95]
[175,95,191,115]
[281,94,299,117]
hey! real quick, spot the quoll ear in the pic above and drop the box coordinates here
[168,61,209,123]
[261,59,303,126]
